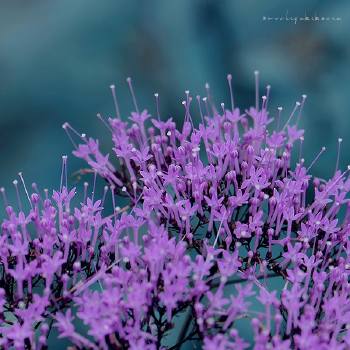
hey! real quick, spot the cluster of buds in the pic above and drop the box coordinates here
[1,73,350,349]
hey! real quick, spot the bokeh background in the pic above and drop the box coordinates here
[0,0,349,347]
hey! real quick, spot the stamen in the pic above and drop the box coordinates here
[307,146,326,172]
[92,170,97,203]
[182,101,187,121]
[325,165,350,195]
[182,97,193,127]
[62,123,77,148]
[32,182,40,193]
[184,91,190,122]
[101,185,109,206]
[0,187,8,207]
[32,183,43,203]
[299,136,304,163]
[83,182,88,204]
[205,82,216,115]
[265,85,271,109]
[110,185,117,221]
[335,138,343,174]
[185,90,190,103]
[261,96,267,111]
[196,95,205,124]
[126,77,139,114]
[202,97,210,118]
[130,188,145,215]
[282,101,301,131]
[154,93,161,121]
[254,70,259,111]
[227,74,234,111]
[296,94,307,125]
[13,180,22,212]
[205,82,210,100]
[276,107,283,130]
[220,102,225,115]
[188,97,194,128]
[62,122,83,139]
[18,172,32,208]
[97,113,112,132]
[60,155,68,191]
[109,84,121,119]
[213,215,225,248]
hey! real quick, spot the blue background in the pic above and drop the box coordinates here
[0,0,349,196]
[0,0,349,348]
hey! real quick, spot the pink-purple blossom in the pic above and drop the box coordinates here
[1,73,350,349]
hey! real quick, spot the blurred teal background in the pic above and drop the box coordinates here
[0,0,349,348]
[0,0,349,196]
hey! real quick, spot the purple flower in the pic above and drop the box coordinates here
[55,309,76,338]
[1,72,350,349]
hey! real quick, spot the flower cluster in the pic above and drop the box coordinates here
[1,73,350,349]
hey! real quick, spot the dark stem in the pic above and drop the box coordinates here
[209,271,281,290]
[176,306,193,349]
[175,272,281,349]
